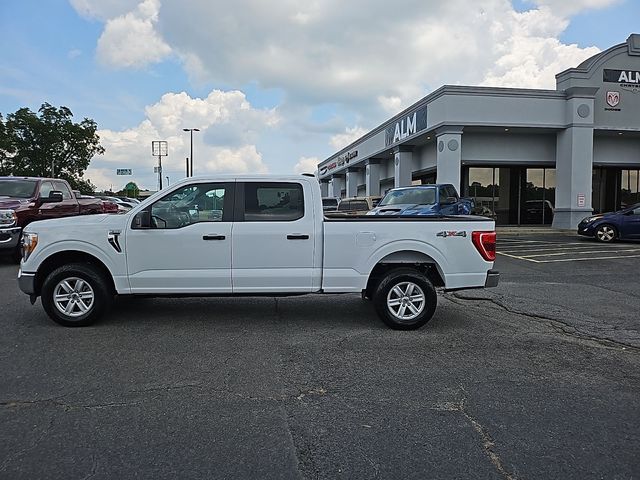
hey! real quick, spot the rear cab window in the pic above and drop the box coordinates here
[243,182,304,221]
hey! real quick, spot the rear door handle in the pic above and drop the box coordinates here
[203,234,226,240]
[287,234,309,240]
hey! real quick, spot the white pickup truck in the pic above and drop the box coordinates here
[17,175,498,330]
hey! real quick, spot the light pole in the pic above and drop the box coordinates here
[183,128,200,177]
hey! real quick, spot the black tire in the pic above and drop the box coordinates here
[595,224,617,243]
[41,263,113,327]
[372,268,437,330]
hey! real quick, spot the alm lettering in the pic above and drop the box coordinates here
[618,71,640,83]
[393,112,417,143]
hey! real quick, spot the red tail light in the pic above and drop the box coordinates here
[472,231,496,262]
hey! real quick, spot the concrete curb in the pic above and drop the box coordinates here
[496,227,577,236]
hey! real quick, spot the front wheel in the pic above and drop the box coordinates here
[595,224,617,243]
[41,263,113,327]
[372,268,437,330]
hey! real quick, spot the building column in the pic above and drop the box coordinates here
[319,180,329,197]
[345,168,361,197]
[394,147,413,188]
[436,126,463,191]
[552,87,597,229]
[365,161,381,196]
[329,175,344,198]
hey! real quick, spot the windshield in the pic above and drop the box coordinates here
[322,198,338,207]
[379,188,436,206]
[0,180,38,198]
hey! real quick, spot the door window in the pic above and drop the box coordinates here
[39,182,55,198]
[53,181,73,199]
[445,185,459,199]
[243,183,304,221]
[150,183,227,229]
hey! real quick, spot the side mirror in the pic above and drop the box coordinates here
[41,191,64,203]
[73,190,81,198]
[133,209,151,229]
[441,196,458,206]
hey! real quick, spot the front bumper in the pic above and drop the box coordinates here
[0,226,21,251]
[485,269,500,288]
[577,222,595,237]
[18,268,36,295]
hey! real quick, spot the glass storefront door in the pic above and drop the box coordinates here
[621,169,640,208]
[464,166,556,226]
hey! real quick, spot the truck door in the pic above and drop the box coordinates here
[126,181,234,293]
[53,181,80,216]
[37,181,68,220]
[232,181,319,293]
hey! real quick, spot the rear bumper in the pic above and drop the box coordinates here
[484,269,500,288]
[0,226,21,251]
[18,268,36,295]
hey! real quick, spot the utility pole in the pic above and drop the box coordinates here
[182,128,200,177]
[152,141,168,190]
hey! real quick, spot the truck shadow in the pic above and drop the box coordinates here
[108,294,381,330]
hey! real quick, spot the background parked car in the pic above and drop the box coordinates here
[322,197,339,212]
[95,196,135,213]
[335,196,381,215]
[73,191,119,214]
[367,184,473,216]
[578,203,640,242]
[523,199,554,225]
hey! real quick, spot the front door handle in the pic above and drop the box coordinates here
[287,234,309,240]
[203,234,226,240]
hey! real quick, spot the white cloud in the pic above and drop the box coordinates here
[85,89,277,190]
[481,8,600,87]
[96,0,171,68]
[530,0,620,17]
[329,126,368,151]
[294,156,320,175]
[67,48,82,59]
[78,0,609,109]
[69,0,140,20]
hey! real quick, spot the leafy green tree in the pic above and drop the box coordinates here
[1,103,104,193]
[0,114,15,175]
[118,182,140,198]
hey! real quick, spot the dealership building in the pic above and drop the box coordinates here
[317,34,640,228]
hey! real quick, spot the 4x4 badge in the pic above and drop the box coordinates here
[436,231,467,238]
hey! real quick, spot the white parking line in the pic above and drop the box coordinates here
[522,248,640,258]
[496,238,640,263]
[537,254,640,263]
[499,245,633,254]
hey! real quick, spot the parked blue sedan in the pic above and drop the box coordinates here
[578,203,640,242]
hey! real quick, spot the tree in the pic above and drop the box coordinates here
[0,103,104,193]
[117,182,140,198]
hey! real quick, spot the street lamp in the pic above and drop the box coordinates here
[183,128,200,177]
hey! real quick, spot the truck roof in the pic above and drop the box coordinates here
[0,176,62,182]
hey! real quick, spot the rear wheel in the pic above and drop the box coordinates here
[372,268,437,330]
[41,263,113,327]
[595,224,617,243]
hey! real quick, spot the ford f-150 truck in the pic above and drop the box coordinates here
[0,177,103,261]
[17,175,499,330]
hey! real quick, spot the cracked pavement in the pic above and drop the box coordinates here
[0,234,639,479]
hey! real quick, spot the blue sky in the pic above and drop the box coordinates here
[0,0,637,191]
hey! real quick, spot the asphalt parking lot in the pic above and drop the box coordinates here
[1,232,639,480]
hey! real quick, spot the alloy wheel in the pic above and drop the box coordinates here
[386,281,426,321]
